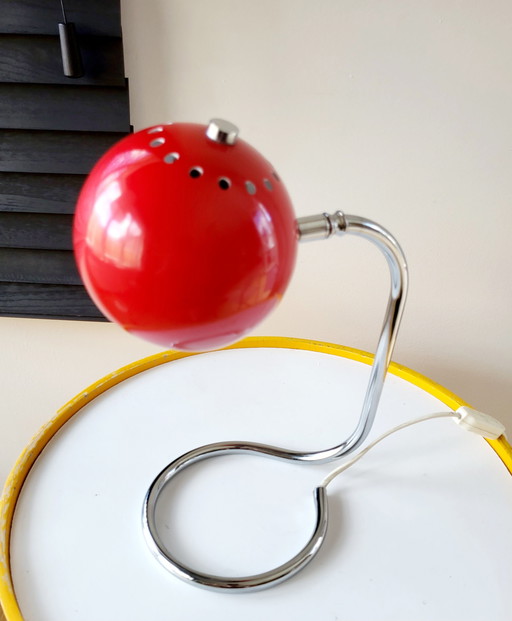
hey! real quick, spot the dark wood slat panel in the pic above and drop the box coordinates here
[0,0,126,323]
[1,0,121,37]
[0,213,73,250]
[0,34,126,86]
[0,172,86,214]
[0,282,106,319]
[0,83,130,132]
[0,129,127,174]
[0,248,81,284]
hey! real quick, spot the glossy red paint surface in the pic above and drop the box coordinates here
[73,123,298,351]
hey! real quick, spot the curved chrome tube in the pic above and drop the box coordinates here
[293,212,409,460]
[143,211,408,590]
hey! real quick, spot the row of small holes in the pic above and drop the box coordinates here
[146,129,280,193]
[163,157,274,194]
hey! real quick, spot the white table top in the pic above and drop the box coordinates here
[5,342,512,620]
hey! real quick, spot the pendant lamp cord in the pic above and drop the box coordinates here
[60,0,67,23]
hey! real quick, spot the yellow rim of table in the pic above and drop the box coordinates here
[1,336,511,621]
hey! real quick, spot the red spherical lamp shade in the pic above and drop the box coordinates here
[73,121,298,351]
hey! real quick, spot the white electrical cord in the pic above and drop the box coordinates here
[320,406,506,488]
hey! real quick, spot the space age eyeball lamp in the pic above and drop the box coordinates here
[73,119,298,351]
[74,119,412,592]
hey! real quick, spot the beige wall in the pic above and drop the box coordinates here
[1,0,511,485]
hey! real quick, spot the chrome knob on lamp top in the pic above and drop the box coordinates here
[73,119,408,592]
[206,118,240,145]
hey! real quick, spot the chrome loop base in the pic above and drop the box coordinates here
[143,443,328,591]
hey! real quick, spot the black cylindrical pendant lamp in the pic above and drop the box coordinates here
[58,0,84,78]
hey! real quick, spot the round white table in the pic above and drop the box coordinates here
[1,338,511,621]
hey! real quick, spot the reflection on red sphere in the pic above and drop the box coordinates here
[73,122,298,351]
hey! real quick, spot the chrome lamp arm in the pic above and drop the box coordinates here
[143,210,408,591]
[295,211,409,461]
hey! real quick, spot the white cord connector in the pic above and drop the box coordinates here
[455,406,505,440]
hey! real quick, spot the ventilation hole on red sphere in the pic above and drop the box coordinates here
[150,137,165,147]
[245,180,256,195]
[218,177,231,190]
[148,127,164,134]
[164,152,180,164]
[189,166,203,178]
[263,178,273,191]
[272,171,280,182]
